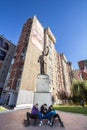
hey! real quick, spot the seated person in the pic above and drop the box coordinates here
[26,103,39,126]
[38,104,52,126]
[48,105,64,127]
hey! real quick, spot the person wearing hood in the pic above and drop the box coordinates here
[26,103,39,126]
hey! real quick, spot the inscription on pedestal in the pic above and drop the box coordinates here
[36,74,49,92]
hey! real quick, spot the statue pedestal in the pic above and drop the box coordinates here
[36,74,49,92]
[34,74,52,108]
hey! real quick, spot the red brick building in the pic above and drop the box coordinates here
[78,60,87,80]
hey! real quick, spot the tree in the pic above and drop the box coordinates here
[71,80,87,103]
[57,90,68,103]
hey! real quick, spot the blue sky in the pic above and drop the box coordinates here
[0,0,87,69]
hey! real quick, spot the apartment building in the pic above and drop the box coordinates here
[45,28,56,93]
[1,16,72,107]
[60,53,72,96]
[78,60,87,80]
[1,16,57,106]
[56,52,65,102]
[0,35,16,97]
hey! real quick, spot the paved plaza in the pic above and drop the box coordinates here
[0,108,87,130]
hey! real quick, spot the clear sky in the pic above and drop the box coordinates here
[0,0,87,69]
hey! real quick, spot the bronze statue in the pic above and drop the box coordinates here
[38,46,49,74]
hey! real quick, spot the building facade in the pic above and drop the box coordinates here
[1,16,72,107]
[0,34,16,97]
[51,51,65,103]
[60,53,72,96]
[45,28,56,93]
[78,60,87,80]
[1,16,56,106]
[72,69,81,80]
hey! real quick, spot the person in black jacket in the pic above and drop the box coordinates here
[40,104,48,114]
[38,104,52,126]
[48,105,64,127]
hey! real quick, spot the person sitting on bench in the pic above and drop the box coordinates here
[26,103,39,126]
[48,105,64,127]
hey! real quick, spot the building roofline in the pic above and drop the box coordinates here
[45,27,56,43]
[33,15,44,29]
[0,34,16,47]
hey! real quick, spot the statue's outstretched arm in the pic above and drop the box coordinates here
[44,46,49,56]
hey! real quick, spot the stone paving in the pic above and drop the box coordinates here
[0,108,87,130]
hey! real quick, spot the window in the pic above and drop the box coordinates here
[0,49,6,61]
[0,38,9,51]
[0,37,3,46]
[16,79,21,89]
[4,42,9,50]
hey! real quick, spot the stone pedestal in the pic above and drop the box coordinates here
[34,74,52,108]
[36,74,49,92]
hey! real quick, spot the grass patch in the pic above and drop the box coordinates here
[54,105,87,115]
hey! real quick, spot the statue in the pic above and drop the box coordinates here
[38,46,49,74]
